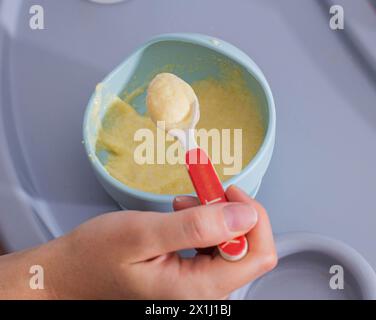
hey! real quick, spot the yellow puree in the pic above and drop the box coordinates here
[147,73,195,130]
[96,72,265,195]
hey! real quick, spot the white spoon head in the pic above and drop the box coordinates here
[167,99,200,150]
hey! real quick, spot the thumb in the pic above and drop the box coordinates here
[154,202,258,254]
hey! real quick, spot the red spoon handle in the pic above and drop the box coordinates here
[185,148,248,261]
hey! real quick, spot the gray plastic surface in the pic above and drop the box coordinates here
[230,233,376,300]
[0,0,376,298]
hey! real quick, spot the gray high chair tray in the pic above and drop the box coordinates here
[1,0,376,299]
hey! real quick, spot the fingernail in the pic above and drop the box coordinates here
[174,195,196,202]
[223,203,258,232]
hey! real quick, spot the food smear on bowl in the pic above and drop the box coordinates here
[95,67,265,195]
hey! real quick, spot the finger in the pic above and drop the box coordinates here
[226,185,276,257]
[178,185,277,298]
[158,201,258,252]
[173,195,214,255]
[173,195,200,211]
[128,202,257,262]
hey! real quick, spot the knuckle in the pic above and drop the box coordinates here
[260,250,278,272]
[184,210,208,245]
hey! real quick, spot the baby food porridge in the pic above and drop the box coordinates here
[96,67,265,194]
[147,73,195,131]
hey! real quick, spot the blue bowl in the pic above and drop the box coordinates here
[83,33,276,211]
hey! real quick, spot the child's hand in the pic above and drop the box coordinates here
[0,185,277,299]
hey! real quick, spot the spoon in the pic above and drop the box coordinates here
[153,79,249,262]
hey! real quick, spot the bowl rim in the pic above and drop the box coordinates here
[83,33,276,203]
